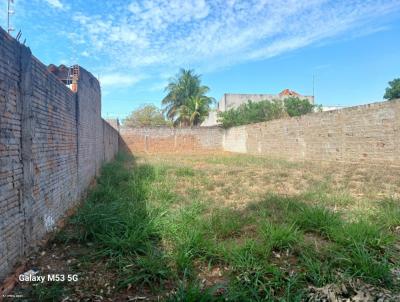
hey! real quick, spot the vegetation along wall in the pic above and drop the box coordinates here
[0,28,119,282]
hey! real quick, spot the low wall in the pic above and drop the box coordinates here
[0,28,119,282]
[223,99,400,165]
[119,126,223,153]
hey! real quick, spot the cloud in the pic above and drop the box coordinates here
[44,0,64,9]
[99,73,142,87]
[68,0,400,82]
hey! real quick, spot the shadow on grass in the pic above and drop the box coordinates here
[56,152,172,292]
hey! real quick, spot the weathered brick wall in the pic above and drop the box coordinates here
[119,126,224,153]
[103,120,119,162]
[0,28,119,282]
[223,99,400,165]
[27,57,79,248]
[0,30,24,280]
[223,125,247,153]
[76,68,103,194]
[120,100,400,165]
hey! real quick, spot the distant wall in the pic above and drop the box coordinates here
[223,99,400,165]
[103,120,119,162]
[119,100,400,165]
[0,28,119,283]
[119,127,223,153]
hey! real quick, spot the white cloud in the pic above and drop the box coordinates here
[69,0,400,82]
[44,0,64,9]
[100,73,142,87]
[81,51,90,57]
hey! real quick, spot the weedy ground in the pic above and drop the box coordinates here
[11,152,400,301]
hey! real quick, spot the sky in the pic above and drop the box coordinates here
[2,0,400,119]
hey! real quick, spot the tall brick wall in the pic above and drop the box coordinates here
[223,99,400,165]
[0,28,119,282]
[27,56,79,248]
[0,30,24,279]
[119,126,224,153]
[76,68,103,193]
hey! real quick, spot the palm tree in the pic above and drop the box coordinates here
[178,96,213,126]
[162,69,214,126]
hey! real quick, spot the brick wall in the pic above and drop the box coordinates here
[76,68,103,194]
[0,28,119,282]
[0,30,24,279]
[119,126,223,153]
[103,120,119,162]
[119,100,400,166]
[223,99,400,165]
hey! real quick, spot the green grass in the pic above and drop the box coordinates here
[293,205,342,237]
[175,166,196,177]
[18,152,400,301]
[259,222,301,251]
[25,283,69,302]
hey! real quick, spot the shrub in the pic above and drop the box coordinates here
[123,104,171,127]
[284,97,315,117]
[218,97,317,128]
[383,78,400,100]
[217,100,285,128]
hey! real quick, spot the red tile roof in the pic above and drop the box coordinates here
[279,89,300,97]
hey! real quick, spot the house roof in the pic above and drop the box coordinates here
[279,89,300,97]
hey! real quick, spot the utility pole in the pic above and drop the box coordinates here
[7,0,15,35]
[312,73,315,102]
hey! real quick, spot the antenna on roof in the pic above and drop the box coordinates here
[7,0,15,35]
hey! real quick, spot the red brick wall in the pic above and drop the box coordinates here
[120,127,223,153]
[0,29,24,279]
[0,27,120,282]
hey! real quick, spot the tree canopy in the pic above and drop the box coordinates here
[218,97,318,128]
[384,78,400,100]
[284,97,316,117]
[162,69,214,127]
[123,104,170,128]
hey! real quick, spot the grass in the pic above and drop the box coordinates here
[13,152,400,301]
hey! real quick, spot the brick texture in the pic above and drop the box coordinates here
[120,99,400,166]
[0,30,24,279]
[223,99,400,165]
[119,127,223,153]
[0,27,119,282]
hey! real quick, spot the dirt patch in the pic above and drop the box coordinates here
[306,279,400,302]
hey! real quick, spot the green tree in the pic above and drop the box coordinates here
[162,69,214,126]
[284,97,315,117]
[123,104,170,128]
[383,78,400,100]
[176,96,213,127]
[218,100,285,128]
[217,97,321,128]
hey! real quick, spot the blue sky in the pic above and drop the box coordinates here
[2,0,400,119]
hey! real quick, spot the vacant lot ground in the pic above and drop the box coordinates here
[11,152,400,301]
